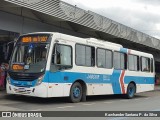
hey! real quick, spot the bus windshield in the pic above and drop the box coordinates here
[10,43,50,73]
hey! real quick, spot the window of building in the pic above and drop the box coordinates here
[97,48,112,68]
[128,54,139,71]
[141,57,150,72]
[76,44,95,67]
[114,52,127,70]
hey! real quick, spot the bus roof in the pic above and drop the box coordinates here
[21,32,153,58]
[87,38,123,48]
[23,32,122,47]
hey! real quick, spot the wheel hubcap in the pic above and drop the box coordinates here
[129,87,134,97]
[73,87,80,98]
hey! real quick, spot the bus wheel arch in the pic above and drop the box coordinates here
[126,81,136,99]
[69,80,87,103]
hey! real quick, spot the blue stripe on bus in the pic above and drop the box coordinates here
[110,70,122,94]
[10,78,37,87]
[124,76,154,84]
[9,71,155,92]
[120,48,128,53]
[44,71,154,84]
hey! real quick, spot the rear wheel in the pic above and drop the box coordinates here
[69,82,82,103]
[126,83,136,99]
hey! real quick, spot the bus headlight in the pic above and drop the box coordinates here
[6,74,11,84]
[36,75,44,86]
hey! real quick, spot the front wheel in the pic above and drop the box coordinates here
[126,83,136,99]
[69,82,82,103]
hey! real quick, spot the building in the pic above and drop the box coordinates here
[0,0,160,73]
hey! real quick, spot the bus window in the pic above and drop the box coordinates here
[97,48,112,68]
[128,54,139,71]
[106,50,113,68]
[76,44,95,67]
[97,48,105,68]
[141,57,150,72]
[114,52,127,70]
[76,44,85,66]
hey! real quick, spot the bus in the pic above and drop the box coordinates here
[6,32,155,103]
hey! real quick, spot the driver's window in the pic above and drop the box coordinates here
[52,44,72,66]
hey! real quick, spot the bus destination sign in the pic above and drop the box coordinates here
[21,36,48,43]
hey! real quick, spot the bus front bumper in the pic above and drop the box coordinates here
[6,83,48,98]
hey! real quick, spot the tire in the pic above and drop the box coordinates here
[69,82,82,103]
[126,83,136,99]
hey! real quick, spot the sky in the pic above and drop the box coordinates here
[62,0,160,39]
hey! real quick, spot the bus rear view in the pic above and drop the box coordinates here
[7,33,51,97]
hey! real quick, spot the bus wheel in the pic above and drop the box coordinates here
[126,83,136,99]
[69,82,82,103]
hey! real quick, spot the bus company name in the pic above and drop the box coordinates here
[87,74,100,80]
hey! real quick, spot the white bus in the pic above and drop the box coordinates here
[7,32,155,103]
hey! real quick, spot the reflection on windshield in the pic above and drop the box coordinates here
[11,43,49,73]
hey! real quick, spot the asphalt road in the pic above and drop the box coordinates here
[0,86,160,120]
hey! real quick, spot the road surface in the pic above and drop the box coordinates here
[0,86,160,120]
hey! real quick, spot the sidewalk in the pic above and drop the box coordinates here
[154,85,160,91]
[0,90,6,99]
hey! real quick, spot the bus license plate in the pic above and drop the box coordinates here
[17,88,26,92]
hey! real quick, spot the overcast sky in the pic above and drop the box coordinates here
[62,0,160,39]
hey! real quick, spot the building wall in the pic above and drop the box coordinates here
[1,10,160,63]
[0,11,88,37]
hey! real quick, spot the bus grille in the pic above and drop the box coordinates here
[9,72,42,81]
[10,75,37,81]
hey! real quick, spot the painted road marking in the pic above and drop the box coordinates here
[103,101,113,104]
[134,99,140,100]
[152,108,160,111]
[82,103,95,106]
[144,97,149,100]
[30,109,42,111]
[120,100,129,102]
[57,106,74,109]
